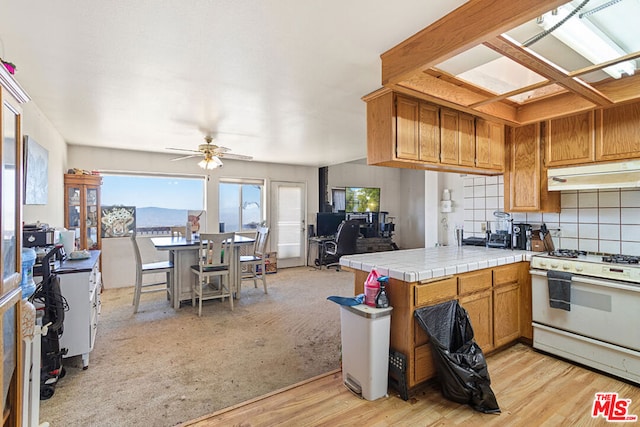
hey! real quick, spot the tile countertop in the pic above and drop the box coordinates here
[340,246,537,283]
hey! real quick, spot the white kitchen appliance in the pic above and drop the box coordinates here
[530,250,640,384]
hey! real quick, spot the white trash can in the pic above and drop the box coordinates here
[340,304,393,400]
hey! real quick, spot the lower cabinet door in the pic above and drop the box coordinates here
[459,289,493,353]
[414,343,437,384]
[493,283,521,347]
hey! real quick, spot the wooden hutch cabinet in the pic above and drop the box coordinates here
[1,62,30,426]
[64,174,103,251]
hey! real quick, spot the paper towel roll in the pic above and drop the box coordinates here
[61,230,75,255]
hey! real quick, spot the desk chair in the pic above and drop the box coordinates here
[323,220,360,270]
[130,230,174,313]
[190,232,235,316]
[239,227,269,294]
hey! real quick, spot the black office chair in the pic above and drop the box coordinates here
[322,220,360,270]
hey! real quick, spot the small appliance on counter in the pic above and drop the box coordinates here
[486,211,512,249]
[462,236,487,246]
[512,223,532,250]
[23,223,56,248]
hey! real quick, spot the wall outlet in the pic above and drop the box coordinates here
[481,222,487,232]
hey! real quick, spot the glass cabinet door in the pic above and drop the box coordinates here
[67,186,81,248]
[2,99,20,291]
[86,188,98,249]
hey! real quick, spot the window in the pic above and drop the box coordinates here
[101,174,205,235]
[219,180,264,232]
[331,188,346,212]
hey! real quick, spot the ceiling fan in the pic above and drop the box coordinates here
[167,136,253,169]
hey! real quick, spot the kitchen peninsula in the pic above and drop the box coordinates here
[340,246,534,394]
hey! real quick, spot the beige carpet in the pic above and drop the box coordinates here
[39,266,354,426]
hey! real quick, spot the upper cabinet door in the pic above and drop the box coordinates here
[509,124,540,211]
[395,95,420,160]
[418,102,440,163]
[546,111,595,167]
[458,113,475,167]
[476,118,504,171]
[596,103,640,162]
[439,108,459,165]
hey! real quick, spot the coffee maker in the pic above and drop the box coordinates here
[512,223,532,250]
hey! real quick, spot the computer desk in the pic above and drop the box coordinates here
[307,235,335,269]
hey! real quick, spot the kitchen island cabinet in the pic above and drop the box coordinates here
[341,246,533,392]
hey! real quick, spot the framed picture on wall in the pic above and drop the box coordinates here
[101,205,136,237]
[24,135,49,205]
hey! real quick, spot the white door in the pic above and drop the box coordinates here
[270,181,306,268]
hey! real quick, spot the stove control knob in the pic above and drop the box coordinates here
[562,263,571,270]
[550,261,559,269]
[575,264,583,272]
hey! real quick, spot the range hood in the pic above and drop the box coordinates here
[548,160,640,191]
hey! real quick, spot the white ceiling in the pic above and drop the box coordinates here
[0,0,467,168]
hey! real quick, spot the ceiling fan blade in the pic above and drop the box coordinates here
[170,154,202,161]
[214,146,231,153]
[220,153,253,161]
[166,147,201,153]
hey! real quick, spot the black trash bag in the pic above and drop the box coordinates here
[414,300,500,414]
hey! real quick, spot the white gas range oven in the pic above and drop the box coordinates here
[530,249,640,384]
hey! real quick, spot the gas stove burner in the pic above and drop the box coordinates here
[602,254,640,264]
[548,249,586,258]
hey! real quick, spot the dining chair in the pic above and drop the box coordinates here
[170,226,186,237]
[239,227,270,294]
[190,232,235,316]
[130,230,174,313]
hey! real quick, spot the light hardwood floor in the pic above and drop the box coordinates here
[182,343,640,426]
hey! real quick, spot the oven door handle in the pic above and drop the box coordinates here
[530,269,640,293]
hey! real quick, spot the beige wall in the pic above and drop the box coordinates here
[68,145,320,287]
[327,161,425,249]
[21,102,68,228]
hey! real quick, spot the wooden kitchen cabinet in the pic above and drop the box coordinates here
[363,88,503,175]
[64,174,103,251]
[546,111,595,167]
[596,102,640,162]
[440,108,475,167]
[475,118,504,171]
[504,123,560,213]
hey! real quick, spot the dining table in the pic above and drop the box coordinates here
[151,234,255,309]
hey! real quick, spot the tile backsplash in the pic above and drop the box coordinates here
[462,176,640,255]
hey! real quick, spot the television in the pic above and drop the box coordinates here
[316,212,345,237]
[345,187,380,213]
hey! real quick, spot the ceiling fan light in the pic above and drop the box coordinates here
[198,156,223,170]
